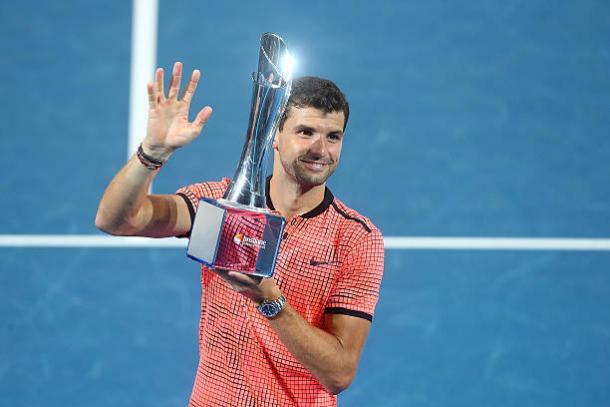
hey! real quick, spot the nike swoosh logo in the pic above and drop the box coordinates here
[310,259,339,267]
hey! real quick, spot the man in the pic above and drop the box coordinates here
[96,62,384,406]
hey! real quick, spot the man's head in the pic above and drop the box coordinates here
[273,76,349,189]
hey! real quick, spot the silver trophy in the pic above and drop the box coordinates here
[187,33,292,278]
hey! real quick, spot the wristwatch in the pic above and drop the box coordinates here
[257,295,286,318]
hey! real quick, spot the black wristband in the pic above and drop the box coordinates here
[137,144,164,170]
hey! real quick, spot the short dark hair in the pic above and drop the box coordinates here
[278,76,350,131]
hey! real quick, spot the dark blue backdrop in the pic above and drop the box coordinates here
[1,1,609,406]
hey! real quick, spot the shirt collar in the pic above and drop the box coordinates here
[265,176,334,219]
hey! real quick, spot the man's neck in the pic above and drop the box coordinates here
[269,175,326,220]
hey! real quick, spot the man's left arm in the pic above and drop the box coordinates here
[269,300,372,395]
[215,270,372,395]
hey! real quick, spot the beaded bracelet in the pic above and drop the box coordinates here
[136,144,164,170]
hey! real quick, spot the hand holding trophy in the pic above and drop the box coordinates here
[187,33,293,278]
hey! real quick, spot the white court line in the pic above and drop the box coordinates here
[382,237,610,251]
[128,0,158,159]
[1,235,610,251]
[0,235,183,248]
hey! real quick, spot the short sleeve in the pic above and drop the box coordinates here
[175,178,230,237]
[325,227,385,321]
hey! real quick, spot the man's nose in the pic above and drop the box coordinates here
[308,135,327,156]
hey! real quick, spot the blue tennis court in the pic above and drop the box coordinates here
[1,1,609,405]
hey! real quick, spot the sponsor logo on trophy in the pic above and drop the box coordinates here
[187,33,293,277]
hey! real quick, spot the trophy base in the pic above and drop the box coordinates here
[187,198,285,278]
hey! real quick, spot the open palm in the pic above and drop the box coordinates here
[143,62,212,160]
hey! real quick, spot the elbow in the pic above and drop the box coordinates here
[324,371,356,395]
[95,213,116,235]
[95,211,111,233]
[326,386,347,396]
[95,210,128,236]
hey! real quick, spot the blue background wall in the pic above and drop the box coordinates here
[1,0,609,405]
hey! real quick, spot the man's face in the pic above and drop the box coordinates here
[274,106,345,188]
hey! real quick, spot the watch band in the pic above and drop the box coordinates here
[257,295,286,318]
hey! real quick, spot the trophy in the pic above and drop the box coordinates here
[186,33,292,278]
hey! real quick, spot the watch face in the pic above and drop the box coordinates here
[260,303,278,317]
[258,295,285,318]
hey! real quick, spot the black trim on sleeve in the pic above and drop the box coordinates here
[176,192,195,237]
[324,307,373,322]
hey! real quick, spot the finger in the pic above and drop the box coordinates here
[212,268,240,284]
[213,270,248,292]
[227,271,247,283]
[167,62,182,99]
[227,271,262,285]
[212,269,233,284]
[146,83,156,108]
[155,68,166,100]
[212,268,228,278]
[181,69,201,104]
[192,106,213,129]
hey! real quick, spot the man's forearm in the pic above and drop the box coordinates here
[95,155,158,235]
[216,271,369,395]
[268,302,361,395]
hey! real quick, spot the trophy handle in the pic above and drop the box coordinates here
[224,33,293,208]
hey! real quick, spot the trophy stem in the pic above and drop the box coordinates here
[223,33,292,209]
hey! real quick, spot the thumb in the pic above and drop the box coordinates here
[194,106,213,129]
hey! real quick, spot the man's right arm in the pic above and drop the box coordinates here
[95,155,192,237]
[95,62,212,238]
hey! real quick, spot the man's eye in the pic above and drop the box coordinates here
[328,134,342,142]
[298,129,313,136]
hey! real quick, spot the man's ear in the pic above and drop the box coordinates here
[272,130,280,151]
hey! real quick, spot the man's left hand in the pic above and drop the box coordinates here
[213,269,282,304]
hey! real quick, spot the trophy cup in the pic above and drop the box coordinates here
[186,33,292,278]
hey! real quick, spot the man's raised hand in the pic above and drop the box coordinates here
[143,62,213,161]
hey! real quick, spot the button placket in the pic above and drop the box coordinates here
[282,218,294,241]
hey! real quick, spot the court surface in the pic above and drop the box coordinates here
[1,1,609,406]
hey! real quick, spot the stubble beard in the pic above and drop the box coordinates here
[283,155,338,189]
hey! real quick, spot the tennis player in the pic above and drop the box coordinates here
[96,62,384,406]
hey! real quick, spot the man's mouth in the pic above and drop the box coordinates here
[299,158,331,171]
